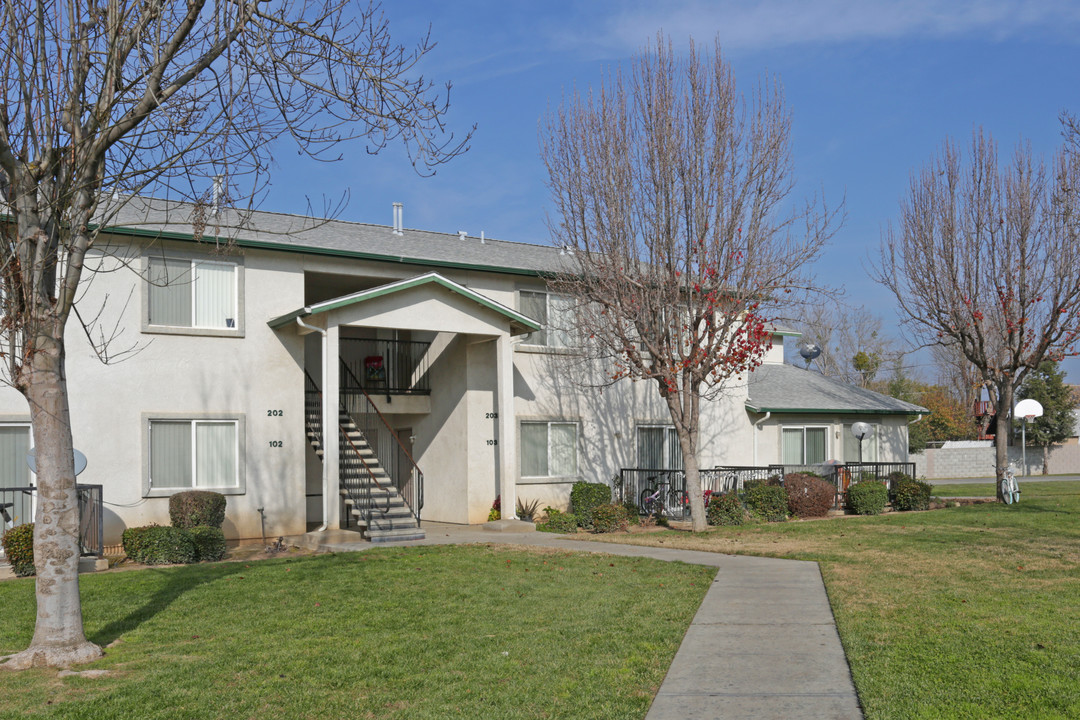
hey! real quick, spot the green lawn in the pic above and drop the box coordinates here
[931,479,1073,498]
[588,482,1080,719]
[0,545,714,719]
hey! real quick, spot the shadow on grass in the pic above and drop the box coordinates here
[89,562,245,646]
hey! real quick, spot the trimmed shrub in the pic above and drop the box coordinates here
[784,473,837,519]
[590,503,630,533]
[706,493,745,526]
[169,491,227,529]
[121,524,154,561]
[744,484,788,522]
[891,477,933,512]
[188,525,227,562]
[123,525,197,565]
[570,482,612,529]
[847,481,888,516]
[1,523,35,577]
[621,500,639,519]
[536,507,579,534]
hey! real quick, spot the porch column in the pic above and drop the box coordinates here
[496,333,518,519]
[324,324,342,529]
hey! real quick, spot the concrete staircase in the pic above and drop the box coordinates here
[307,411,425,543]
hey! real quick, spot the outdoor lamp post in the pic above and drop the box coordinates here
[851,422,872,463]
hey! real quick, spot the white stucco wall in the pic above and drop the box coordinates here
[0,239,309,544]
[751,413,910,466]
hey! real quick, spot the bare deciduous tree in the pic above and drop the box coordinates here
[541,36,836,532]
[0,0,470,669]
[876,130,1080,500]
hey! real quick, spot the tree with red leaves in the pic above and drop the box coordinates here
[876,130,1080,501]
[540,36,837,532]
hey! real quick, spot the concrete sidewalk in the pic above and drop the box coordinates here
[297,522,862,719]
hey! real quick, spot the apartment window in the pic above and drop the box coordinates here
[149,419,240,491]
[637,425,684,470]
[0,424,32,528]
[782,426,827,465]
[519,291,572,347]
[147,257,238,330]
[521,421,578,477]
[844,423,879,463]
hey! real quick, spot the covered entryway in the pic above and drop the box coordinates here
[269,272,539,539]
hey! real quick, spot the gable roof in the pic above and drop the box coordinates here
[99,196,571,277]
[267,271,542,335]
[746,363,928,415]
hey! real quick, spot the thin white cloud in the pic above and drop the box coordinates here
[589,0,1080,52]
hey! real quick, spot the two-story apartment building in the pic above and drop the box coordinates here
[0,198,925,545]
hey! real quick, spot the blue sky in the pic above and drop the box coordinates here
[263,0,1080,382]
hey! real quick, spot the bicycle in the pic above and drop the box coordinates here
[639,473,683,518]
[1001,465,1020,505]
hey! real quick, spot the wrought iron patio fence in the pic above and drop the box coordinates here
[0,484,103,557]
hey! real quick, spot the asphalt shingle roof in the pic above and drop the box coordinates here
[746,363,928,415]
[102,196,571,275]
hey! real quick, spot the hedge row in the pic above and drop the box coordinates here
[122,524,226,564]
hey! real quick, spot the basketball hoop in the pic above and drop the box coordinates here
[1024,415,1035,423]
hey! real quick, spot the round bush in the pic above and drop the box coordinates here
[169,490,227,529]
[188,525,227,562]
[743,484,788,522]
[1,523,35,577]
[537,507,579,533]
[123,525,197,564]
[707,493,745,526]
[847,481,888,515]
[590,503,630,533]
[784,473,837,519]
[891,477,933,511]
[570,482,612,529]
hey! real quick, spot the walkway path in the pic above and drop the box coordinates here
[299,522,863,719]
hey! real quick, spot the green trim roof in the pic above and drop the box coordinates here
[267,272,542,335]
[746,363,929,416]
[98,197,570,278]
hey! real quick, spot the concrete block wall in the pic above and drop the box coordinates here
[912,444,1080,479]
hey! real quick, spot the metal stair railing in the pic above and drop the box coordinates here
[304,370,381,526]
[340,361,424,526]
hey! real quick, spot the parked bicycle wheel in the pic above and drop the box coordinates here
[639,488,654,514]
[1001,475,1014,504]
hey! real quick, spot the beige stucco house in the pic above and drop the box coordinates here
[0,198,925,545]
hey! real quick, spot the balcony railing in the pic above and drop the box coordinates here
[340,338,431,397]
[0,484,103,557]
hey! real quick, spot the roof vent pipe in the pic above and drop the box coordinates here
[480,231,485,245]
[392,202,403,236]
[458,230,467,241]
[212,175,224,216]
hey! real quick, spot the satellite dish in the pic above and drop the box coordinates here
[851,422,872,441]
[26,448,88,477]
[799,343,822,367]
[1014,398,1044,420]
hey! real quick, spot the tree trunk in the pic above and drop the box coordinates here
[2,331,101,669]
[667,393,707,532]
[993,383,1014,503]
[1042,445,1049,475]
